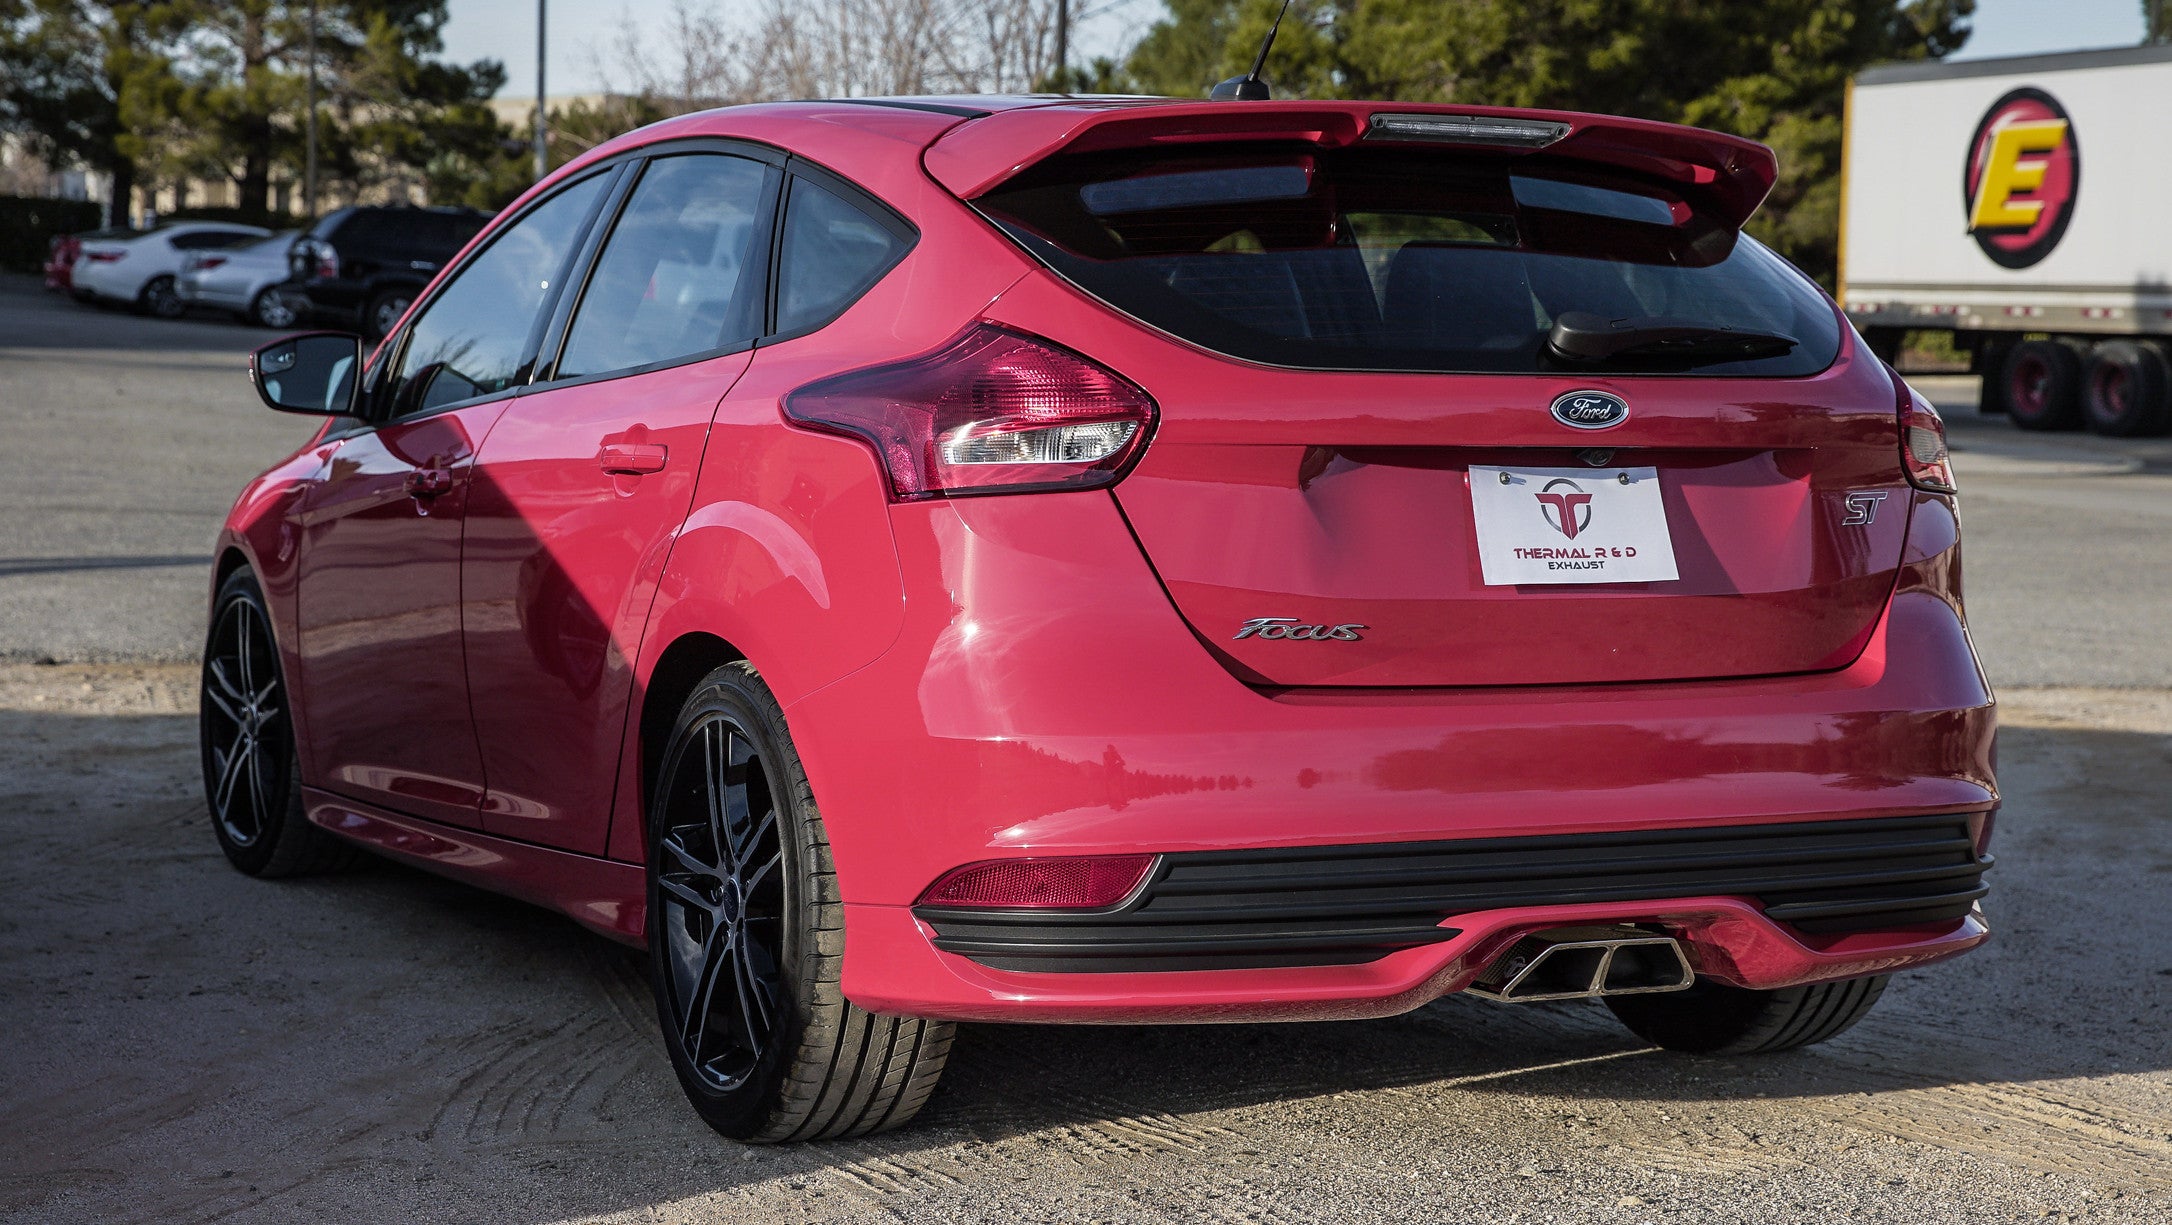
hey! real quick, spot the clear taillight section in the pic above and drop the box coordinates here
[1896,375,1956,493]
[918,855,1158,909]
[783,323,1156,501]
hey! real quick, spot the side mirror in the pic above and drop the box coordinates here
[250,332,363,417]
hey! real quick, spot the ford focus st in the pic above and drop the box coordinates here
[208,96,1996,1142]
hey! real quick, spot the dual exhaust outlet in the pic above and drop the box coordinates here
[1465,927,1695,1004]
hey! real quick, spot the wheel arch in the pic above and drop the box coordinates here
[638,631,748,816]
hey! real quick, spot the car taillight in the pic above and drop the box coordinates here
[783,323,1156,500]
[195,256,228,271]
[310,240,338,280]
[84,250,124,263]
[1894,371,1956,492]
[917,855,1158,909]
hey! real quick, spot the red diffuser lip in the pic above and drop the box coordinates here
[918,855,1159,909]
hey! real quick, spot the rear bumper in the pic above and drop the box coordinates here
[782,487,1994,1020]
[843,896,1987,1023]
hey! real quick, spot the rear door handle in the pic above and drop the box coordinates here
[599,442,668,476]
[404,467,453,498]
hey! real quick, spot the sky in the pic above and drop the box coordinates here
[441,0,2153,101]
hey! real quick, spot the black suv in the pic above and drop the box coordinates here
[286,205,491,338]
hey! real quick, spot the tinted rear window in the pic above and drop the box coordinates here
[977,146,1840,377]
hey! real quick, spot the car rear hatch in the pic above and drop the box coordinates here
[940,102,1912,688]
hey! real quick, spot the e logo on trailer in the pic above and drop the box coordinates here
[1964,87,2079,270]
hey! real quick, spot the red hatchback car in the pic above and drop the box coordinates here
[212,96,1995,1142]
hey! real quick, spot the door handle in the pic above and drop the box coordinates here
[599,442,668,476]
[404,467,454,498]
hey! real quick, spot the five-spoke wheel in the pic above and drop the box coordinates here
[201,569,356,877]
[647,662,954,1141]
[655,712,787,1093]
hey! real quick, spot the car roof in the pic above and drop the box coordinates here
[513,96,1778,240]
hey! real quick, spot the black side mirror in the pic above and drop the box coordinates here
[250,332,363,416]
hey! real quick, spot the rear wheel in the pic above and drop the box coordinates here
[1604,974,1889,1056]
[2001,338,2085,431]
[201,569,361,877]
[2081,339,2172,437]
[249,286,301,329]
[363,290,412,341]
[648,662,952,1141]
[139,274,186,319]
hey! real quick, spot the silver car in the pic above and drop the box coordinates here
[176,230,304,327]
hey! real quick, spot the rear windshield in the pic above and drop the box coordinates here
[976,146,1840,377]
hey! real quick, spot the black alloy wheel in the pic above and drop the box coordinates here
[140,274,186,319]
[654,707,789,1096]
[648,663,953,1142]
[200,569,358,877]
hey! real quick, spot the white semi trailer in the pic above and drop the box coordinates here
[1841,44,2172,435]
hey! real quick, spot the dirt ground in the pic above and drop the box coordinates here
[1,664,2167,1224]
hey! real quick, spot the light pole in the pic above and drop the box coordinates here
[1054,0,1068,90]
[533,0,548,181]
[305,0,318,218]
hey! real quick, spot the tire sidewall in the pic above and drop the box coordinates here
[646,666,816,1139]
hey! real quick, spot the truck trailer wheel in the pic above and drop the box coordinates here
[2001,339,2086,431]
[2081,340,2172,437]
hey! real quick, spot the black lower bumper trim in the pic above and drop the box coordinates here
[915,814,1991,973]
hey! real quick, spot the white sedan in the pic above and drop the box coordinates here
[177,231,304,327]
[72,222,272,318]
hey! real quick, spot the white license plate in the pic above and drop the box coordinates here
[1469,465,1680,585]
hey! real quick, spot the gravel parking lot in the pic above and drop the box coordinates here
[2,273,2169,1223]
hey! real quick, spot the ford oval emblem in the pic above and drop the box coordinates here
[1550,390,1628,430]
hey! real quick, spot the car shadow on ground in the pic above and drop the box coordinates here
[3,707,2166,1222]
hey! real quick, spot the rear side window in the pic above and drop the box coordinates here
[558,153,775,378]
[774,177,909,335]
[977,147,1841,377]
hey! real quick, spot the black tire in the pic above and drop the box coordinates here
[2080,339,2172,437]
[647,661,952,1142]
[249,286,302,329]
[1605,974,1889,1056]
[2001,338,2086,431]
[139,274,186,319]
[363,289,412,341]
[201,569,363,878]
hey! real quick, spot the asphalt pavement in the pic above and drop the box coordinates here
[2,273,2170,1223]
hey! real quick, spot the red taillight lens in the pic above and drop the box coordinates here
[195,256,228,271]
[84,250,124,263]
[784,323,1156,501]
[918,855,1158,909]
[313,242,338,280]
[1895,374,1956,493]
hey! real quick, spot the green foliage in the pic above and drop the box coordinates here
[2148,0,2169,43]
[1120,0,1978,288]
[3,0,520,219]
[0,192,101,271]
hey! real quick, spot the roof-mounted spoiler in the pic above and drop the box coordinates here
[924,102,1780,231]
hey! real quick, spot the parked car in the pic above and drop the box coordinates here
[72,222,272,316]
[43,228,122,292]
[214,96,1996,1144]
[177,230,304,327]
[285,205,490,339]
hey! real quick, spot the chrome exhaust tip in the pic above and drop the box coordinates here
[1464,927,1695,1003]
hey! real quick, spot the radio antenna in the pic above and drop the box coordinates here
[1210,0,1291,101]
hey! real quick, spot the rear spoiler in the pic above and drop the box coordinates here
[924,101,1778,231]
